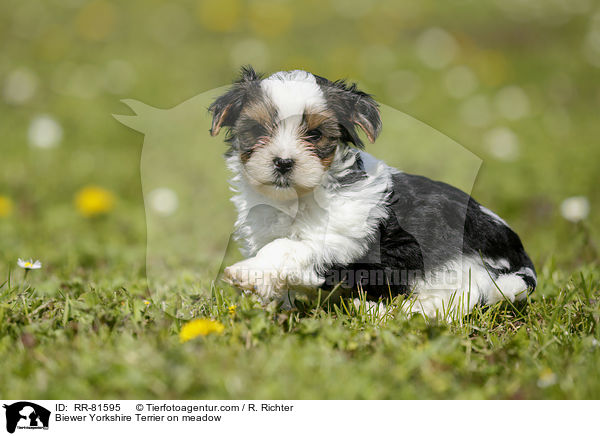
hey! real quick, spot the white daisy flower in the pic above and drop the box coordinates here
[415,27,458,70]
[494,85,531,120]
[148,187,179,216]
[560,196,590,222]
[28,115,63,149]
[484,127,520,161]
[17,258,42,270]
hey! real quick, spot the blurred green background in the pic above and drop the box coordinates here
[1,0,598,285]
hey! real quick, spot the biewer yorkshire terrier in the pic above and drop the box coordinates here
[210,66,536,318]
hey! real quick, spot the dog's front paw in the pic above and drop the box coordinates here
[223,258,285,301]
[223,260,262,291]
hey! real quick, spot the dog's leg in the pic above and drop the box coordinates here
[407,270,530,320]
[223,238,323,301]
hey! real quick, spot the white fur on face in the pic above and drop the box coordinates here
[239,71,329,200]
[228,149,392,258]
[261,70,325,120]
[243,144,327,200]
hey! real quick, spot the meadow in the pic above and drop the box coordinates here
[1,0,599,399]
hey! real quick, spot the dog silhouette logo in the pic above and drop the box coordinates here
[3,402,50,433]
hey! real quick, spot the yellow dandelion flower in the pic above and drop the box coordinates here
[179,319,225,343]
[75,186,115,217]
[0,196,14,217]
[228,305,237,316]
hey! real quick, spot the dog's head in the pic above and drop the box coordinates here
[209,66,381,200]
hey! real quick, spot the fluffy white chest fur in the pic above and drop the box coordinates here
[225,150,391,297]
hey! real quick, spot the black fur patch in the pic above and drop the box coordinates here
[322,172,536,300]
[332,148,368,186]
[314,75,382,148]
[208,66,264,141]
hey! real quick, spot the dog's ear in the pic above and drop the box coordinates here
[315,77,382,147]
[209,65,262,136]
[352,92,381,144]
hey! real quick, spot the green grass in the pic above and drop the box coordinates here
[1,261,599,399]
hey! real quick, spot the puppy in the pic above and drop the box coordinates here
[210,66,536,318]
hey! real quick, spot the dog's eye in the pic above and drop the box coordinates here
[305,129,322,142]
[249,123,267,138]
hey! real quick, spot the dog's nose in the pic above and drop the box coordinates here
[273,157,295,174]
